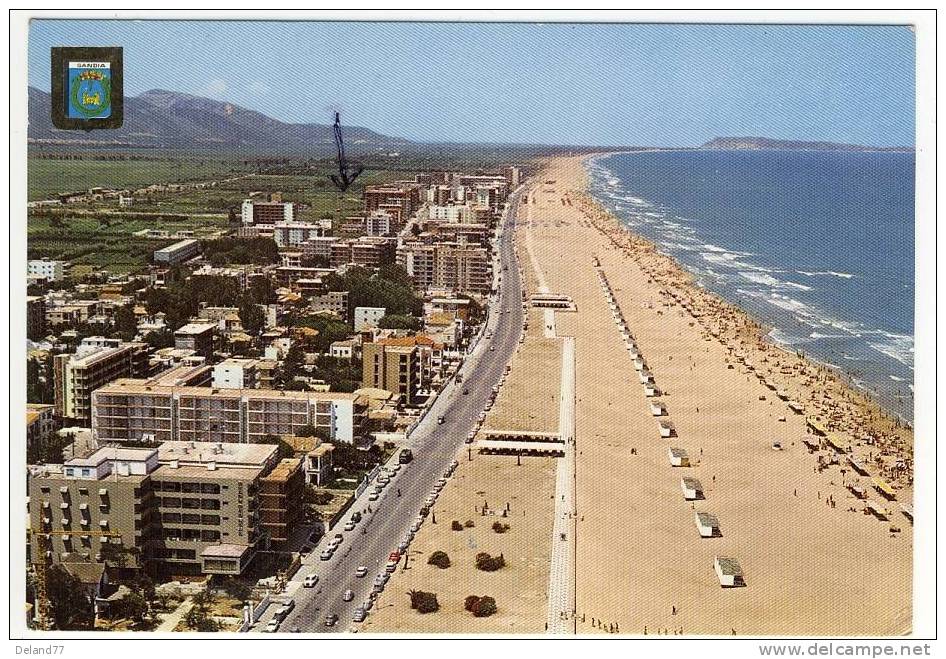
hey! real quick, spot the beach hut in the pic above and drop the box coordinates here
[668,447,690,467]
[787,401,805,415]
[776,389,790,401]
[848,456,870,476]
[863,500,890,520]
[633,357,646,371]
[872,477,897,501]
[695,512,721,538]
[824,433,849,454]
[650,401,667,416]
[640,370,655,385]
[644,384,659,398]
[658,420,675,438]
[806,418,828,437]
[681,477,703,501]
[899,503,913,524]
[714,556,745,588]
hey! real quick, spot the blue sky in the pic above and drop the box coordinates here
[28,20,916,147]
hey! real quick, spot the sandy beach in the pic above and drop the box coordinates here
[527,156,912,636]
[362,155,912,636]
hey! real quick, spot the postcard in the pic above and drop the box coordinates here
[10,11,934,649]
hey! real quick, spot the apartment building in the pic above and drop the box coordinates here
[258,457,304,547]
[364,185,420,222]
[310,290,348,318]
[28,441,282,576]
[329,237,395,269]
[153,239,200,266]
[362,340,423,405]
[397,242,491,296]
[28,259,66,282]
[271,220,331,248]
[212,358,259,390]
[91,379,367,445]
[365,210,395,237]
[53,339,150,424]
[27,295,47,340]
[241,199,294,225]
[173,323,216,359]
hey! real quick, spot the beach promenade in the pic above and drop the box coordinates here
[524,156,912,636]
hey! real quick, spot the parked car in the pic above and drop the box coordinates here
[385,561,398,574]
[368,491,379,501]
[303,573,319,588]
[344,519,356,531]
[356,565,368,578]
[320,549,334,561]
[399,448,413,464]
[352,607,367,623]
[263,619,280,633]
[324,613,338,627]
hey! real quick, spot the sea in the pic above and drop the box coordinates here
[586,150,915,422]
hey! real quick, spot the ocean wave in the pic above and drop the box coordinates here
[809,332,850,340]
[739,271,782,287]
[768,327,810,346]
[868,333,915,369]
[796,270,856,279]
[781,281,813,292]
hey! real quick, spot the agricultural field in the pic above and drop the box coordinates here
[27,156,254,201]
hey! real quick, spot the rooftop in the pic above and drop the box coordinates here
[157,441,277,469]
[174,322,217,336]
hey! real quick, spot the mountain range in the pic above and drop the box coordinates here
[28,86,409,152]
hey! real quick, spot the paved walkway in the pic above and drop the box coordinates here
[547,336,577,634]
[156,599,193,632]
[523,201,550,295]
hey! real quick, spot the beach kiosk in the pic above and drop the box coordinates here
[681,477,703,501]
[872,477,897,501]
[633,357,646,372]
[846,484,867,499]
[714,556,745,588]
[695,512,721,538]
[640,369,655,385]
[658,420,675,438]
[668,447,690,467]
[644,384,659,398]
[787,401,805,415]
[650,401,667,417]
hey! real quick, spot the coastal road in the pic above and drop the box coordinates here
[271,183,529,634]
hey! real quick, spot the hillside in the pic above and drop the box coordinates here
[28,87,409,153]
[701,136,914,153]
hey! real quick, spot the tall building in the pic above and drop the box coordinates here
[241,199,294,225]
[362,341,422,405]
[329,237,395,269]
[212,358,259,390]
[27,296,47,340]
[397,242,491,296]
[53,339,150,424]
[173,323,216,359]
[258,457,304,548]
[364,185,419,221]
[271,220,331,248]
[27,441,284,576]
[91,378,367,445]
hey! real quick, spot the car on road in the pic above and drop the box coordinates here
[274,600,295,620]
[356,565,368,578]
[352,607,367,623]
[363,598,373,611]
[489,346,496,352]
[320,549,334,561]
[374,573,390,587]
[324,613,338,627]
[378,476,390,485]
[437,415,445,424]
[368,491,379,501]
[463,388,470,395]
[303,573,319,588]
[343,589,354,602]
[344,519,356,531]
[263,619,280,633]
[399,449,413,464]
[385,560,398,573]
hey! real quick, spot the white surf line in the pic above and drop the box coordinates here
[546,335,577,634]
